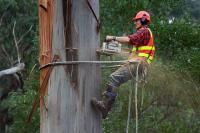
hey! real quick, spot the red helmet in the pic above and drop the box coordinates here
[132,11,151,22]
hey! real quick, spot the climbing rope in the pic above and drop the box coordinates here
[126,76,132,133]
[140,81,146,111]
[39,60,130,70]
[135,63,139,133]
[126,62,140,133]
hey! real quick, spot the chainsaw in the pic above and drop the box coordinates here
[102,41,122,53]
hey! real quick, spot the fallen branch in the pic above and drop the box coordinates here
[0,63,25,78]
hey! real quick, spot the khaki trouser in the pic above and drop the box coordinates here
[108,61,148,88]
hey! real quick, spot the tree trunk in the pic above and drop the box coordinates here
[39,0,102,133]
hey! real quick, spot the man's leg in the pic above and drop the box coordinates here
[91,84,116,119]
[91,63,135,119]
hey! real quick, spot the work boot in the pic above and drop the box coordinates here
[91,91,116,119]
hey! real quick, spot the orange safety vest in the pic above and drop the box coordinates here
[132,28,155,64]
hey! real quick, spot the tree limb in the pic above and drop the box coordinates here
[12,21,33,63]
[0,63,25,78]
[12,21,21,63]
[0,11,6,27]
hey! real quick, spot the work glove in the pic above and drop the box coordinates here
[106,35,115,42]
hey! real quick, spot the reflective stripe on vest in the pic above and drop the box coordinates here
[138,53,154,64]
[132,46,155,52]
[138,46,155,51]
[132,28,155,64]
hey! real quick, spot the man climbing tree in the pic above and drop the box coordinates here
[92,11,155,119]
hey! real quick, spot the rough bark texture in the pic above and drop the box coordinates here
[39,0,102,133]
[39,0,53,131]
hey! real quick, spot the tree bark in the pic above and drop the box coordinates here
[39,0,102,133]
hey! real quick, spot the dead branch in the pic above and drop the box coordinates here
[12,21,20,63]
[12,21,33,63]
[0,11,6,27]
[0,63,25,78]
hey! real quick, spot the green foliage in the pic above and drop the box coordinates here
[0,0,39,132]
[154,20,200,80]
[1,72,39,133]
[100,0,187,38]
[0,0,38,70]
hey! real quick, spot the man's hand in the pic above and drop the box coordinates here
[106,35,115,42]
[106,35,130,44]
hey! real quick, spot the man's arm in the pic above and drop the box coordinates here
[106,35,130,44]
[106,28,150,46]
